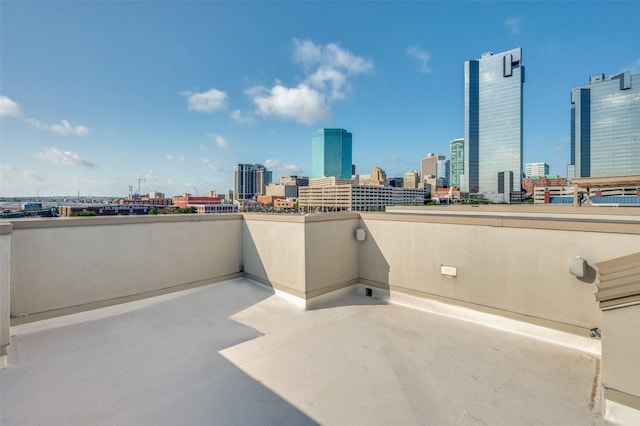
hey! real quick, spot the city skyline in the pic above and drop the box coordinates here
[2,2,640,197]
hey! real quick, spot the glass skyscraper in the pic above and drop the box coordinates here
[449,138,464,189]
[567,72,640,179]
[311,129,353,179]
[232,163,272,200]
[463,48,524,203]
[436,159,450,188]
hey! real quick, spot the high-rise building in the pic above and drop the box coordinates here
[525,162,550,178]
[368,166,388,186]
[450,138,464,189]
[311,129,353,179]
[232,163,272,200]
[436,159,450,188]
[403,170,420,189]
[567,72,640,180]
[421,153,444,180]
[463,48,524,202]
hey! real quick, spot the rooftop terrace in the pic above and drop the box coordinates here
[2,278,604,425]
[1,206,639,424]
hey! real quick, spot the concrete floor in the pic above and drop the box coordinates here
[1,278,605,425]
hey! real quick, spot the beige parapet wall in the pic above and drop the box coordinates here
[361,206,640,334]
[601,305,640,421]
[6,215,244,323]
[0,223,12,358]
[2,207,639,334]
[242,213,361,303]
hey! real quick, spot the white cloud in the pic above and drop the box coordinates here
[183,88,228,112]
[246,39,372,124]
[230,109,256,125]
[23,170,45,181]
[388,155,399,162]
[293,38,373,101]
[505,17,521,34]
[407,46,431,74]
[248,83,331,125]
[1,96,89,136]
[264,158,303,174]
[0,164,18,181]
[206,134,233,152]
[201,158,224,173]
[0,96,22,117]
[0,165,45,188]
[35,147,96,168]
[293,39,373,75]
[165,154,185,163]
[26,118,90,136]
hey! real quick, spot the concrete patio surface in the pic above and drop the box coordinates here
[1,278,605,425]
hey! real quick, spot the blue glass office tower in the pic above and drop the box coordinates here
[567,72,640,179]
[436,159,450,188]
[463,48,524,203]
[311,128,353,179]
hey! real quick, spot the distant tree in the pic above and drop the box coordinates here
[176,206,197,214]
[149,208,158,215]
[71,210,97,217]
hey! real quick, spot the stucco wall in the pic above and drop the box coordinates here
[242,215,306,296]
[0,224,11,355]
[304,215,360,297]
[9,215,243,317]
[242,214,360,299]
[602,305,640,398]
[359,212,640,330]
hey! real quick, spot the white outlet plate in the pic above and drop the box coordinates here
[440,265,457,277]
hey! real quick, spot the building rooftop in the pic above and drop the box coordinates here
[2,278,605,425]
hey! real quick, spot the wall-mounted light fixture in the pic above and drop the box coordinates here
[355,228,366,242]
[569,256,586,278]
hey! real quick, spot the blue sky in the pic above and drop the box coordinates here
[2,1,639,197]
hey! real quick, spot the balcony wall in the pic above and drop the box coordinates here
[242,213,360,305]
[359,209,640,332]
[2,208,639,354]
[7,215,243,322]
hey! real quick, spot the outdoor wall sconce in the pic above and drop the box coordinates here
[355,228,366,242]
[569,256,586,278]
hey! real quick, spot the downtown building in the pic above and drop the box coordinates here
[232,163,273,201]
[298,177,428,212]
[567,72,640,180]
[525,162,550,178]
[311,128,353,180]
[300,129,427,211]
[462,48,524,203]
[450,138,464,189]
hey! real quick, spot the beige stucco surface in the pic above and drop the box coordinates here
[243,214,360,298]
[9,216,243,317]
[359,214,640,330]
[0,229,11,354]
[242,217,306,295]
[304,217,360,295]
[602,305,640,397]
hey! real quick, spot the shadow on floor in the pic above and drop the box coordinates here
[1,279,317,426]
